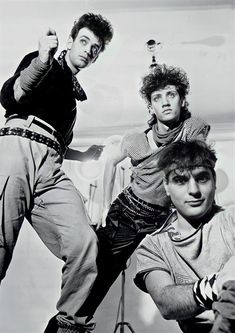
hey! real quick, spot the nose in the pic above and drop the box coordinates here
[161,95,170,107]
[188,178,201,197]
[84,44,92,58]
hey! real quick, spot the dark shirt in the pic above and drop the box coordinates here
[0,51,84,145]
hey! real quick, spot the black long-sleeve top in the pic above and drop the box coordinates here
[0,51,85,146]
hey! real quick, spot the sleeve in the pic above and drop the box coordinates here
[134,234,171,292]
[184,117,210,142]
[120,130,151,161]
[220,206,235,255]
[0,51,38,111]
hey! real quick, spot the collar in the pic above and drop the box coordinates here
[57,50,87,102]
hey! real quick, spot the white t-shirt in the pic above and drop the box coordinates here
[134,205,235,332]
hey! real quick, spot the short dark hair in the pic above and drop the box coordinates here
[158,140,217,182]
[140,64,190,124]
[70,13,113,52]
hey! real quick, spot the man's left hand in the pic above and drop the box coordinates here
[85,145,105,160]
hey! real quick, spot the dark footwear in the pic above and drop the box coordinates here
[44,314,58,333]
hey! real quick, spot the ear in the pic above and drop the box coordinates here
[181,98,186,107]
[147,103,153,114]
[67,36,73,50]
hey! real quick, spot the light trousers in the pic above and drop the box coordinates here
[0,118,98,329]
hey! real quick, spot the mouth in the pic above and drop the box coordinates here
[79,56,89,64]
[186,199,204,207]
[163,109,172,113]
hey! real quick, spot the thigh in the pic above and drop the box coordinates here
[97,200,138,257]
[31,173,96,259]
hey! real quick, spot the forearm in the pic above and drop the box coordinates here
[102,160,117,209]
[14,56,51,102]
[64,148,88,161]
[147,282,202,320]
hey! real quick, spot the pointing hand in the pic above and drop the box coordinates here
[38,28,58,64]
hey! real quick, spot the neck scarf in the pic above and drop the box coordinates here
[57,50,87,101]
[151,121,184,146]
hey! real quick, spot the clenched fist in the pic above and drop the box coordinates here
[38,28,58,64]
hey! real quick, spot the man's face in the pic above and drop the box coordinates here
[150,85,183,126]
[164,166,216,221]
[66,27,102,73]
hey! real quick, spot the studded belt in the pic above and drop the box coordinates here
[0,127,65,156]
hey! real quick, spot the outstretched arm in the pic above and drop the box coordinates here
[13,28,58,103]
[145,257,235,321]
[145,270,202,320]
[64,145,104,161]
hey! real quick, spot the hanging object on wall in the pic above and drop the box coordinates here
[146,39,162,69]
[215,168,229,193]
[88,180,98,219]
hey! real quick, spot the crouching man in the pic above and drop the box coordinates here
[134,140,235,333]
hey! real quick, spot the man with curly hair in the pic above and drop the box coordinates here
[78,64,211,319]
[134,140,235,333]
[0,13,113,333]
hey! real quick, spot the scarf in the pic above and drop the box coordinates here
[152,121,184,146]
[57,50,87,101]
[151,121,184,146]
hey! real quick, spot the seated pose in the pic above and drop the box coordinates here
[134,140,235,333]
[79,64,210,318]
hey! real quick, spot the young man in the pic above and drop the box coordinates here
[0,13,113,333]
[78,64,210,318]
[134,140,235,333]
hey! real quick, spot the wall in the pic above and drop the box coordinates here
[0,126,234,333]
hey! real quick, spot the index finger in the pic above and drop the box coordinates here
[46,27,57,36]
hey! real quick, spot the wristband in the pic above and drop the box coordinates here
[193,273,219,309]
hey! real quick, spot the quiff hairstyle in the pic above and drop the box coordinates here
[70,13,113,52]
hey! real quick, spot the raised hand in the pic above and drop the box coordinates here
[38,28,58,64]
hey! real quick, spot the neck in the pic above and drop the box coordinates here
[157,119,181,133]
[65,52,79,75]
[176,206,214,239]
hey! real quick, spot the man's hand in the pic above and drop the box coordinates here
[38,28,58,64]
[84,145,105,161]
[216,257,235,293]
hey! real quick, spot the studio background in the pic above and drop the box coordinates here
[0,1,234,332]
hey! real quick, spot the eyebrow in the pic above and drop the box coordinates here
[152,89,177,96]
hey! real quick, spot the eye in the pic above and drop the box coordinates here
[168,91,177,98]
[195,173,211,183]
[92,45,99,57]
[152,95,161,102]
[80,38,88,46]
[172,176,188,185]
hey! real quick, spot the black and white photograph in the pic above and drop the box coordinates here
[0,1,234,332]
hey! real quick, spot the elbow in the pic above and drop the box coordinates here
[161,310,174,320]
[155,299,175,320]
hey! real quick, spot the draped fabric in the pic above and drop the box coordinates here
[57,50,87,102]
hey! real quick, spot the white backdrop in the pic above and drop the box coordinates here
[0,1,234,332]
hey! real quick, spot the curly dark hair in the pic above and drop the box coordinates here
[70,13,113,52]
[158,140,217,182]
[140,64,191,125]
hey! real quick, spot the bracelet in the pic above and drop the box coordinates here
[193,273,219,309]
